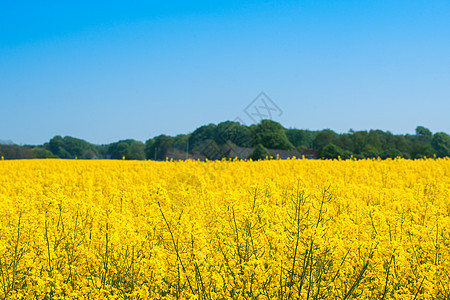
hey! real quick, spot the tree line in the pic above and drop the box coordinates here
[1,121,450,160]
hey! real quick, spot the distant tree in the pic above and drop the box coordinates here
[194,139,222,160]
[58,148,71,159]
[250,144,273,160]
[111,142,129,159]
[0,144,35,159]
[362,144,378,153]
[216,121,251,147]
[318,144,344,159]
[336,133,354,152]
[173,134,189,150]
[362,151,378,159]
[144,138,154,159]
[296,145,309,153]
[416,126,432,139]
[431,132,450,157]
[48,135,98,158]
[81,149,96,159]
[151,135,174,160]
[351,131,369,154]
[251,120,294,150]
[96,144,109,159]
[32,147,57,158]
[128,141,146,160]
[367,130,382,152]
[379,149,405,159]
[64,137,84,157]
[189,124,217,150]
[313,129,338,151]
[285,129,317,148]
[410,142,434,159]
[5,122,450,160]
[391,134,410,154]
[342,150,354,159]
[49,136,65,156]
[361,144,379,159]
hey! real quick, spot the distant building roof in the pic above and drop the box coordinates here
[165,148,206,161]
[228,146,255,159]
[228,146,303,159]
[266,148,301,159]
[301,149,316,158]
[162,146,313,161]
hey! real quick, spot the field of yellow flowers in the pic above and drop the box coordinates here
[0,158,450,299]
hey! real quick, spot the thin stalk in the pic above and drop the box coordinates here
[69,208,79,289]
[342,254,372,300]
[102,222,109,288]
[44,220,53,278]
[131,246,135,292]
[232,207,242,267]
[158,202,195,296]
[413,276,426,300]
[380,255,394,300]
[11,212,22,291]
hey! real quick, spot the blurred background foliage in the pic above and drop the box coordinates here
[2,121,449,160]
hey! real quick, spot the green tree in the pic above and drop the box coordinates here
[195,139,222,160]
[379,149,405,159]
[285,129,317,148]
[189,124,217,150]
[391,134,410,154]
[250,144,273,160]
[361,144,379,159]
[367,130,382,152]
[318,144,344,159]
[250,120,294,150]
[410,142,434,158]
[31,147,57,158]
[216,121,251,147]
[48,135,98,158]
[128,141,146,160]
[111,142,130,159]
[415,126,432,140]
[81,149,97,159]
[144,138,154,159]
[336,133,354,152]
[49,136,64,155]
[63,136,91,157]
[313,129,338,151]
[351,131,369,154]
[145,135,174,160]
[173,134,189,151]
[431,132,450,157]
[57,147,71,159]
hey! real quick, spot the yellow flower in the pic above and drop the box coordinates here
[0,158,449,298]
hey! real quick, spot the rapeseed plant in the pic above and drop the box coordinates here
[0,158,449,298]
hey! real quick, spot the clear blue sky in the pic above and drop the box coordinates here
[1,1,449,145]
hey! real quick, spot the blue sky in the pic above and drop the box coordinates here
[1,1,449,145]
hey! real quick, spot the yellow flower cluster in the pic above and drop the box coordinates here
[0,158,449,299]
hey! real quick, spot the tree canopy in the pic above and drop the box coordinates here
[250,120,294,150]
[1,123,447,160]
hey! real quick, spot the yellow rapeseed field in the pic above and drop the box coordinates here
[0,158,449,299]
